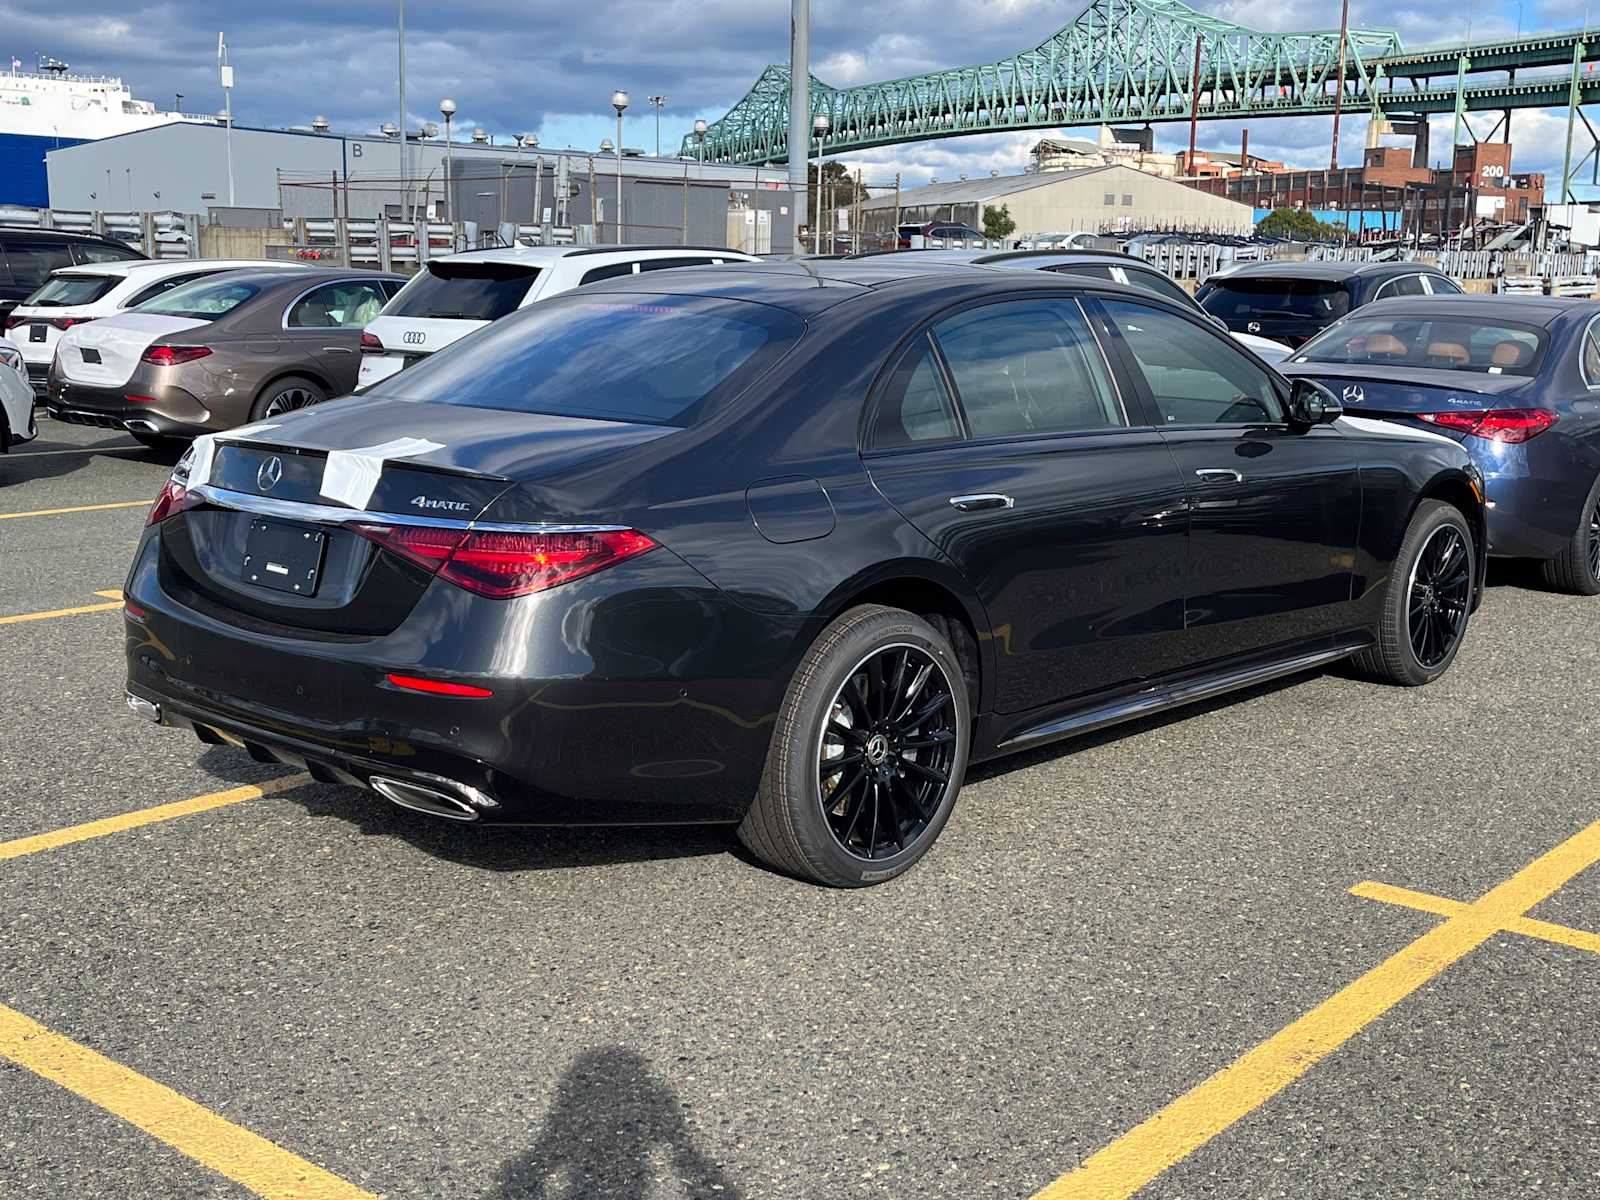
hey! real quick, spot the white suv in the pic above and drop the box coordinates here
[3,259,311,396]
[357,244,760,389]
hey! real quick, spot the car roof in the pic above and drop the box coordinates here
[569,258,1165,318]
[1355,293,1598,327]
[423,244,756,268]
[0,225,139,246]
[1210,259,1447,282]
[973,248,1157,269]
[174,267,404,292]
[46,259,316,281]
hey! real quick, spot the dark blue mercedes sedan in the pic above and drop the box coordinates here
[1282,295,1600,595]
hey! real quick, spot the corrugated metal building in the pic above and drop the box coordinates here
[861,165,1254,238]
[44,123,799,248]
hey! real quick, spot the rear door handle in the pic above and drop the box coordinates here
[948,493,1015,512]
[321,346,353,354]
[1194,468,1244,484]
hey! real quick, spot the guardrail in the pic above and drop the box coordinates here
[0,206,197,258]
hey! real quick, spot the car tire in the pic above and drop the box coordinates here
[1538,473,1600,596]
[250,376,327,422]
[1352,499,1475,687]
[738,604,971,887]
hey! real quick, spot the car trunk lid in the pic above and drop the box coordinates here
[56,314,208,387]
[1280,363,1536,433]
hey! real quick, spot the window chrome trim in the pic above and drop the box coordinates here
[189,482,627,534]
[1582,313,1600,391]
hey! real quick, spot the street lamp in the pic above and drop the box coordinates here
[439,98,457,226]
[812,112,830,253]
[647,94,667,156]
[611,89,629,243]
[693,118,708,164]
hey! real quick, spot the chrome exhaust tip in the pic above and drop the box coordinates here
[124,419,159,434]
[125,692,161,723]
[370,775,481,822]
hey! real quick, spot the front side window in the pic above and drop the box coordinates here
[1104,299,1286,425]
[932,299,1123,439]
[23,273,118,307]
[73,241,142,265]
[135,276,263,319]
[286,281,388,328]
[1294,315,1547,377]
[3,240,72,288]
[870,335,961,449]
[383,260,541,320]
[366,293,804,427]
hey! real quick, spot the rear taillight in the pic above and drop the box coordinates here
[1418,408,1557,444]
[360,331,384,354]
[142,344,212,367]
[146,477,198,526]
[348,523,656,599]
[49,316,92,332]
[2,315,24,333]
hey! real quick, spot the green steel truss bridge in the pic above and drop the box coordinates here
[684,0,1600,171]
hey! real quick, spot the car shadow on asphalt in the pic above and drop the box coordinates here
[490,1046,744,1199]
[194,745,741,875]
[0,437,172,487]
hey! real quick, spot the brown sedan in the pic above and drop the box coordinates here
[46,267,403,448]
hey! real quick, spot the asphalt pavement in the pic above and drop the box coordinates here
[1,417,1597,1199]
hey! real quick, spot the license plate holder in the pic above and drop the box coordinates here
[242,518,326,596]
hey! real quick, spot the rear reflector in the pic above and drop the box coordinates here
[348,523,657,599]
[1418,408,1557,443]
[384,673,494,698]
[142,344,212,367]
[125,394,158,405]
[124,600,147,620]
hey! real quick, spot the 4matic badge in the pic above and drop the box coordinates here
[411,495,472,512]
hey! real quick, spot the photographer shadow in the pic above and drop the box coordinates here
[493,1047,742,1200]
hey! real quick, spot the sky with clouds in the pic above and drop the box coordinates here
[0,0,1592,197]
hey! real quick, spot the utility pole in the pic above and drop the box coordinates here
[892,172,901,249]
[648,95,667,157]
[1187,36,1203,172]
[789,0,810,248]
[218,33,235,207]
[1330,0,1351,170]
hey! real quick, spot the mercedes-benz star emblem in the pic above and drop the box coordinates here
[1342,384,1365,405]
[257,456,284,491]
[1246,321,1262,333]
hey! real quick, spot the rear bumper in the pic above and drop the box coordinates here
[46,377,210,438]
[123,527,798,826]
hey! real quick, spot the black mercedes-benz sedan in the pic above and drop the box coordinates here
[124,262,1486,886]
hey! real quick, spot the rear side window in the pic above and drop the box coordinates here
[125,271,216,308]
[1198,278,1352,322]
[23,273,118,307]
[385,261,541,320]
[1374,274,1428,300]
[579,262,638,285]
[1047,263,1196,308]
[870,335,962,449]
[932,299,1123,439]
[3,239,73,289]
[73,241,142,265]
[367,293,804,426]
[636,257,719,272]
[1425,275,1463,295]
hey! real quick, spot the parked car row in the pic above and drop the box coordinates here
[121,256,1533,890]
[0,341,36,451]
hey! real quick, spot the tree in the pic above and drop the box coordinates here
[983,203,1017,241]
[1255,206,1347,242]
[805,160,869,204]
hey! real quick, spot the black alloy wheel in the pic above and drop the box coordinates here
[817,643,958,861]
[1589,494,1600,581]
[1405,524,1471,669]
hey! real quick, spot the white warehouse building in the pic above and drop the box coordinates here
[860,164,1254,239]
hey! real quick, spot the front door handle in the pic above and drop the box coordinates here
[1194,468,1244,484]
[948,493,1015,512]
[321,346,353,354]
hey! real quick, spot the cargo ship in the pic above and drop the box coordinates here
[0,58,213,208]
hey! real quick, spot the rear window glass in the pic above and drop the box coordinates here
[1293,315,1548,377]
[366,293,803,426]
[23,273,118,307]
[136,277,263,320]
[1198,278,1352,322]
[384,261,541,320]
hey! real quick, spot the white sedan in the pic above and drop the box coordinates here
[0,343,37,451]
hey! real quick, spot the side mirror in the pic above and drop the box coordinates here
[1288,377,1342,428]
[1208,313,1229,333]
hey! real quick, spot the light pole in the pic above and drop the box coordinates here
[647,95,667,157]
[611,89,629,243]
[397,0,407,209]
[439,98,457,228]
[694,118,707,163]
[812,113,829,253]
[218,33,235,206]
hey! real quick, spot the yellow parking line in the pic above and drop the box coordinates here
[1353,880,1600,955]
[0,774,308,861]
[0,596,126,625]
[0,500,148,520]
[1031,820,1600,1200]
[0,1003,375,1200]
